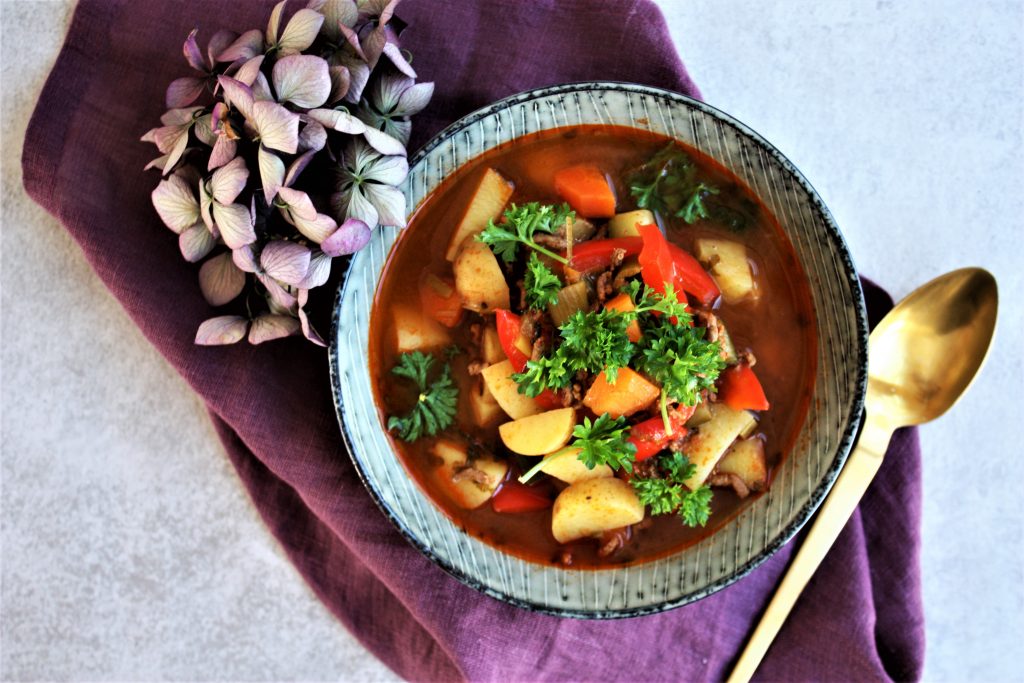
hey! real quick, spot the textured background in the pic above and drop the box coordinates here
[2,0,1021,681]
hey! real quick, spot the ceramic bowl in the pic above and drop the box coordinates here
[330,82,867,618]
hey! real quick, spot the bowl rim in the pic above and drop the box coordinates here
[329,80,868,618]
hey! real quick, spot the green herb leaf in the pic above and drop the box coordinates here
[573,413,637,473]
[631,452,712,527]
[386,352,458,442]
[628,144,719,225]
[635,322,724,406]
[524,252,562,310]
[678,485,713,527]
[477,202,574,264]
[623,280,692,323]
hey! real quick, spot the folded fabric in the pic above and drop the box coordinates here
[22,0,924,680]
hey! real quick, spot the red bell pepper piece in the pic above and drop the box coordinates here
[495,309,530,373]
[627,406,694,461]
[667,244,721,307]
[534,390,564,410]
[718,363,770,411]
[491,480,552,513]
[568,237,643,272]
[637,224,676,296]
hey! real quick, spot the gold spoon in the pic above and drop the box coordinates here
[727,267,998,683]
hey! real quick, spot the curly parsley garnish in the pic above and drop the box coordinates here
[634,320,724,407]
[386,351,458,442]
[628,144,719,225]
[631,451,713,527]
[519,413,636,483]
[477,202,574,264]
[524,252,561,310]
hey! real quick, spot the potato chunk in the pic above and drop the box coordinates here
[694,238,757,303]
[467,378,504,428]
[453,238,510,313]
[480,360,543,419]
[445,168,514,261]
[480,326,504,364]
[682,402,757,490]
[431,439,508,510]
[551,478,644,544]
[392,304,450,352]
[717,437,768,491]
[608,209,654,238]
[498,407,576,456]
[539,447,613,485]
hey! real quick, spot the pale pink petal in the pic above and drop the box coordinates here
[296,250,332,289]
[328,64,350,103]
[272,54,331,109]
[196,315,249,345]
[232,244,259,273]
[233,55,266,86]
[381,41,417,78]
[361,153,408,185]
[258,273,298,310]
[258,145,286,202]
[179,224,217,262]
[266,1,286,44]
[277,9,324,55]
[293,212,337,243]
[144,153,171,171]
[160,106,202,126]
[206,29,238,65]
[217,75,255,119]
[321,217,370,256]
[285,149,316,186]
[341,57,370,104]
[332,186,378,227]
[211,102,229,131]
[251,72,274,102]
[183,29,206,72]
[210,156,249,205]
[207,136,237,171]
[140,127,158,144]
[152,174,200,233]
[248,314,300,344]
[217,29,264,62]
[250,101,299,153]
[297,289,326,346]
[199,252,246,305]
[212,202,256,248]
[336,22,366,60]
[193,114,217,146]
[395,81,434,116]
[261,241,311,285]
[315,0,357,40]
[297,119,327,152]
[371,73,413,112]
[362,126,405,156]
[362,182,406,227]
[151,124,186,155]
[166,76,206,108]
[277,186,317,221]
[306,107,365,134]
[199,180,215,231]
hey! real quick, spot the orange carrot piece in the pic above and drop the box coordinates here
[420,273,463,328]
[603,293,642,342]
[553,164,616,218]
[582,367,660,418]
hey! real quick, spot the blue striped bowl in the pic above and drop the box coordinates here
[329,82,867,618]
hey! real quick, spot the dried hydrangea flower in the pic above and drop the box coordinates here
[332,137,408,229]
[356,72,433,145]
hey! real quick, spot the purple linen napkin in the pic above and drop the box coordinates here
[22,1,924,680]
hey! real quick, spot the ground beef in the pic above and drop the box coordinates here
[519,308,544,340]
[451,465,494,487]
[597,527,631,558]
[708,472,751,499]
[558,382,585,408]
[739,349,757,367]
[467,360,487,376]
[533,217,596,249]
[595,270,614,303]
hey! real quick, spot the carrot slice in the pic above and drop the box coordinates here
[553,165,616,218]
[603,293,642,342]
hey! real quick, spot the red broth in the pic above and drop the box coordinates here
[369,125,817,568]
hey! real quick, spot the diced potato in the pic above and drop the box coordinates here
[445,168,514,261]
[682,402,757,490]
[468,378,504,427]
[539,446,613,484]
[685,402,713,428]
[498,407,576,456]
[694,238,757,303]
[548,281,589,327]
[582,367,660,418]
[431,438,508,509]
[480,360,543,419]
[453,238,510,313]
[717,437,768,491]
[393,304,450,352]
[480,327,504,364]
[551,477,644,544]
[717,319,738,364]
[608,209,655,238]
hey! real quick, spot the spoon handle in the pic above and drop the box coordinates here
[726,415,894,683]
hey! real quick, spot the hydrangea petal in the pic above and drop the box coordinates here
[296,250,332,289]
[372,73,413,112]
[206,29,238,65]
[277,187,318,221]
[217,28,264,62]
[160,106,202,126]
[152,174,200,233]
[252,72,274,102]
[293,212,337,243]
[278,9,325,55]
[272,55,331,109]
[179,224,217,262]
[362,126,405,156]
[208,136,237,171]
[232,244,259,273]
[297,119,327,152]
[396,81,434,117]
[332,185,378,228]
[151,124,186,154]
[199,252,246,305]
[248,314,300,344]
[316,0,358,40]
[217,75,255,119]
[336,22,366,60]
[261,241,311,285]
[233,55,265,86]
[193,114,217,146]
[196,315,249,345]
[166,76,206,108]
[339,55,371,103]
[285,149,316,186]
[362,182,406,227]
[250,101,299,153]
[361,152,408,185]
[328,65,350,103]
[199,180,215,231]
[258,145,286,202]
[212,202,256,248]
[321,217,370,256]
[297,289,327,346]
[382,41,417,78]
[183,29,206,72]
[210,156,249,205]
[258,273,298,310]
[266,1,286,43]
[306,107,365,134]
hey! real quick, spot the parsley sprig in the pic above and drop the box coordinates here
[634,321,724,407]
[477,202,574,264]
[524,252,561,310]
[518,413,636,483]
[631,451,713,527]
[386,351,458,442]
[628,145,719,225]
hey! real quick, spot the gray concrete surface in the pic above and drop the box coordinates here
[1,0,1021,681]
